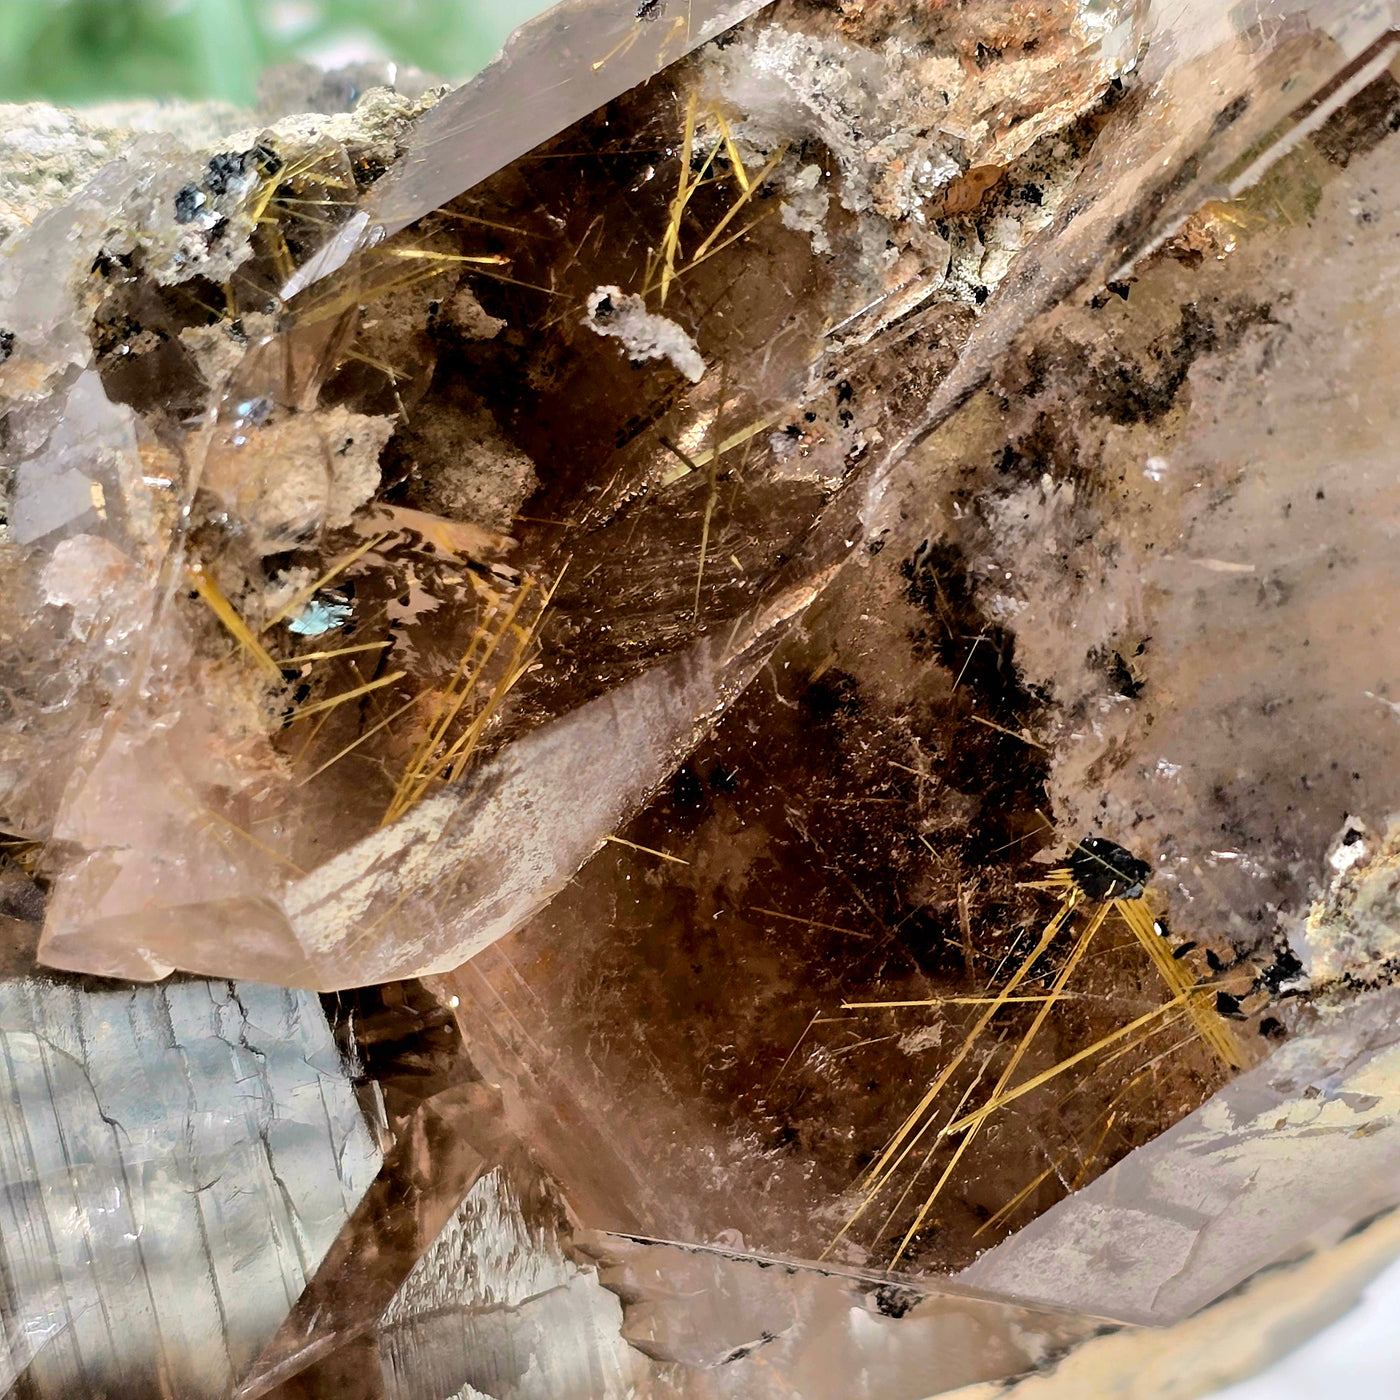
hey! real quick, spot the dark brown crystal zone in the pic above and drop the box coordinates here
[443,515,1243,1274]
[56,5,1260,1280]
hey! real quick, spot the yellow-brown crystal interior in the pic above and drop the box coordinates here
[17,0,1395,1290]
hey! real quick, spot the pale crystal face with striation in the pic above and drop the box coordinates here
[2,0,1400,1396]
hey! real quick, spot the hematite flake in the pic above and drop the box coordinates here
[205,151,249,195]
[1068,836,1151,901]
[173,184,205,223]
[252,141,283,177]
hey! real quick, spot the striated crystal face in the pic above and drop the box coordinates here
[3,0,1400,1395]
[0,977,380,1399]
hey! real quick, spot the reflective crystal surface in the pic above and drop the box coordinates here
[0,977,380,1398]
[3,0,1400,1394]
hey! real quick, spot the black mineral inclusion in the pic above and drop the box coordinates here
[1068,836,1151,901]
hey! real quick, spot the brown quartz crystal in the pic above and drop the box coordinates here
[4,1,1400,1396]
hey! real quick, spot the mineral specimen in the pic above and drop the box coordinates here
[4,0,1400,1396]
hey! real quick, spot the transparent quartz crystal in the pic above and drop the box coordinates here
[4,0,1400,1395]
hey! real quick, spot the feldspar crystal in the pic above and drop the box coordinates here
[374,1170,646,1400]
[4,0,1400,1396]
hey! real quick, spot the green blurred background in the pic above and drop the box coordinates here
[0,0,554,108]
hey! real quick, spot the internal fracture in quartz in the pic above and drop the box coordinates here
[3,1,1400,1394]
